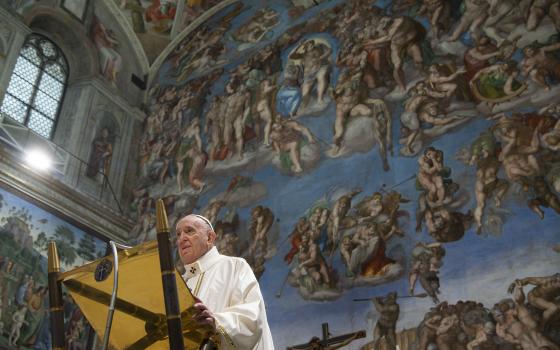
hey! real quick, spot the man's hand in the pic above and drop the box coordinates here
[507,279,521,294]
[193,297,217,333]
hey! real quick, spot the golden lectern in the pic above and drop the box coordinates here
[47,200,214,349]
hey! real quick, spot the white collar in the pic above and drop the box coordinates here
[183,246,221,279]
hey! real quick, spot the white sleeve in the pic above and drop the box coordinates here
[213,259,265,349]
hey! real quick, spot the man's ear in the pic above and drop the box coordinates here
[207,230,216,245]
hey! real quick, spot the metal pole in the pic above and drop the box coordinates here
[100,241,123,350]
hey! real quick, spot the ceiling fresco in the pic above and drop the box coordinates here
[116,0,225,63]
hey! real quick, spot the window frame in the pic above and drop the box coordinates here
[1,33,69,140]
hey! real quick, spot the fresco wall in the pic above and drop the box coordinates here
[0,186,107,349]
[3,0,148,105]
[132,0,560,348]
[116,0,225,63]
[91,1,147,105]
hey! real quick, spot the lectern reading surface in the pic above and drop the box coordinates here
[57,240,211,349]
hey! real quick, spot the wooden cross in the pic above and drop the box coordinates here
[287,323,366,350]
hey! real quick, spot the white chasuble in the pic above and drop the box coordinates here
[183,247,275,349]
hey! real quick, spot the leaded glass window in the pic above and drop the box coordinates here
[0,34,68,139]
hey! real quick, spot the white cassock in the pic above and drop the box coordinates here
[182,246,275,349]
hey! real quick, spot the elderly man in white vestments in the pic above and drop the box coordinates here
[176,214,275,349]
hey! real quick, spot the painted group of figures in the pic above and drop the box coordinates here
[0,195,105,349]
[202,199,277,279]
[130,173,279,279]
[369,272,560,350]
[0,265,87,349]
[0,270,47,348]
[409,99,560,302]
[281,173,463,304]
[118,0,224,35]
[282,188,409,299]
[129,0,560,337]
[137,0,560,195]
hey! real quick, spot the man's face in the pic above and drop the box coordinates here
[494,312,504,324]
[434,217,444,229]
[426,149,436,160]
[378,17,390,30]
[176,216,216,265]
[504,308,515,319]
[505,126,516,138]
[430,281,440,292]
[310,208,321,223]
[428,105,438,116]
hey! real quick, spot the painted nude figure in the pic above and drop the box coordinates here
[521,42,560,91]
[248,205,275,259]
[291,40,332,106]
[255,78,276,146]
[509,273,560,330]
[470,132,509,233]
[365,16,425,91]
[493,281,558,350]
[328,188,362,251]
[447,0,489,42]
[418,147,446,204]
[298,234,331,286]
[270,119,316,173]
[9,306,28,346]
[204,95,226,162]
[496,121,543,184]
[372,292,400,350]
[224,80,251,160]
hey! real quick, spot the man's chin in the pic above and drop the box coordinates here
[180,252,193,265]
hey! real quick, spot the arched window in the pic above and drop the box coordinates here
[0,33,68,139]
